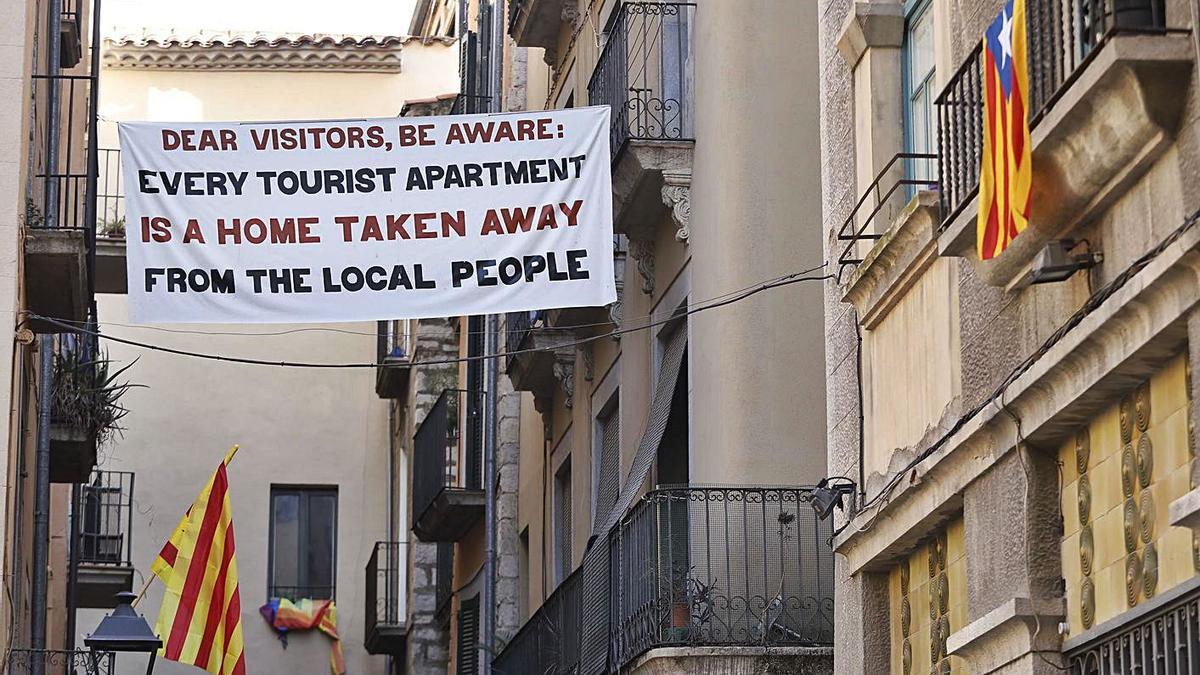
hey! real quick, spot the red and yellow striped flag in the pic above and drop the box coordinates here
[151,446,246,675]
[977,0,1033,260]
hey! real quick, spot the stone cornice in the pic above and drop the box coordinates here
[102,32,456,72]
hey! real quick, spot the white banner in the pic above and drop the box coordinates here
[119,106,615,323]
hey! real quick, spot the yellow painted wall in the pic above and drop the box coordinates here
[1060,353,1197,635]
[864,257,960,480]
[889,518,968,675]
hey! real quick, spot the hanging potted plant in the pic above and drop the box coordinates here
[49,344,140,482]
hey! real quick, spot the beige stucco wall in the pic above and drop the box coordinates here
[73,38,458,675]
[688,0,826,485]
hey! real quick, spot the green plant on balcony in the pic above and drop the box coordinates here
[99,215,125,238]
[51,347,141,446]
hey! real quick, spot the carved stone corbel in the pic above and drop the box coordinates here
[661,171,692,243]
[552,353,575,408]
[561,3,580,26]
[627,237,655,295]
[581,345,595,382]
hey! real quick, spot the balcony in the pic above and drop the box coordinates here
[493,485,835,674]
[508,0,571,60]
[935,0,1190,286]
[505,310,575,411]
[1064,580,1199,672]
[25,73,95,332]
[543,235,628,332]
[74,470,135,608]
[94,148,127,295]
[588,2,696,246]
[375,320,414,399]
[49,330,100,483]
[364,541,407,656]
[59,0,83,68]
[7,650,115,675]
[411,390,485,542]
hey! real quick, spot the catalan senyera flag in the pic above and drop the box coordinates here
[151,446,246,675]
[977,0,1033,261]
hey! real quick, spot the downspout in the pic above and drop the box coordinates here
[31,337,53,675]
[384,401,395,675]
[10,345,29,649]
[482,2,504,672]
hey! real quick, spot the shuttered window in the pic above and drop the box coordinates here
[456,595,480,675]
[593,400,620,532]
[554,457,573,585]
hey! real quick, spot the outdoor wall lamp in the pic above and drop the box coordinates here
[811,477,857,520]
[1021,239,1103,286]
[84,591,162,675]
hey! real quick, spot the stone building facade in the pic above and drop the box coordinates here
[819,0,1200,672]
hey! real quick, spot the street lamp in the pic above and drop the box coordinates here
[84,591,162,675]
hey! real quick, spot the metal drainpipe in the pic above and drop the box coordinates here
[384,401,395,675]
[31,337,53,675]
[480,3,503,673]
[11,345,29,649]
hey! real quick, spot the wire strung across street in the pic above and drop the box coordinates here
[21,266,835,370]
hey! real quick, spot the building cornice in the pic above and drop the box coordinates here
[102,32,456,72]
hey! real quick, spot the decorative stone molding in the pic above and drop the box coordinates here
[661,172,692,243]
[581,345,595,382]
[102,32,454,72]
[946,597,1065,673]
[841,190,939,328]
[561,3,580,27]
[835,1,904,68]
[1169,488,1200,532]
[627,237,656,295]
[552,354,575,408]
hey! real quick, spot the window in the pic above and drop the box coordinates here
[518,528,530,623]
[456,595,480,675]
[553,458,573,585]
[268,487,337,600]
[902,0,936,187]
[592,394,620,531]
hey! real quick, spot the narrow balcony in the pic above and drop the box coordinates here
[935,0,1190,286]
[505,310,575,411]
[7,650,114,675]
[364,541,407,656]
[25,73,94,332]
[59,0,83,67]
[75,470,135,608]
[508,0,571,60]
[411,390,485,542]
[588,2,696,244]
[543,235,627,332]
[493,485,835,674]
[375,319,414,399]
[94,147,128,295]
[50,330,100,483]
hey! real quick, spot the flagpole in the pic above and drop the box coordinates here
[132,446,239,609]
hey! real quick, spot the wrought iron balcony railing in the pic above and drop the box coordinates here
[29,74,94,234]
[364,541,406,653]
[493,485,835,674]
[492,566,582,675]
[376,319,413,365]
[7,649,115,675]
[504,310,538,374]
[936,0,1166,230]
[587,2,696,161]
[1066,582,1199,673]
[78,470,133,567]
[837,152,938,266]
[412,389,485,528]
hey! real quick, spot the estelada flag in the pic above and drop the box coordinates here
[152,446,246,675]
[977,0,1033,260]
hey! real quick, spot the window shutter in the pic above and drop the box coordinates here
[456,595,480,675]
